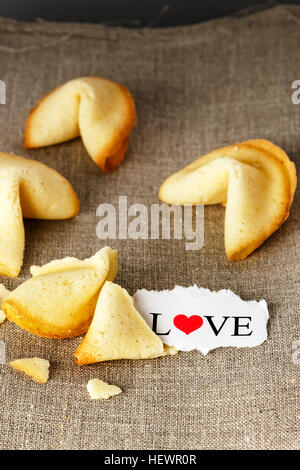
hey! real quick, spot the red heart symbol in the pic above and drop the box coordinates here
[173,314,203,335]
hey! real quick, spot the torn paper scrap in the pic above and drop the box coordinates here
[133,285,269,355]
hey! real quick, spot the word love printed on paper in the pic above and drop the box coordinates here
[134,286,269,354]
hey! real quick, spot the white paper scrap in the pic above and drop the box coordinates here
[133,285,269,355]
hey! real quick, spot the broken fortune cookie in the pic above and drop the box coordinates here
[2,247,118,339]
[0,284,10,325]
[74,281,177,365]
[10,357,50,384]
[87,378,122,400]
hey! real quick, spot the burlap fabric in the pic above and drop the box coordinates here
[0,5,299,450]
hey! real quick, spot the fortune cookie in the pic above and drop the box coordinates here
[25,77,137,172]
[159,140,296,260]
[0,152,79,277]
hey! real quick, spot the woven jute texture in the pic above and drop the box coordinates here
[0,5,299,450]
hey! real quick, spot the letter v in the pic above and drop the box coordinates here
[204,316,230,336]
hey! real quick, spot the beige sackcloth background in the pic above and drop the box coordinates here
[0,5,299,450]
